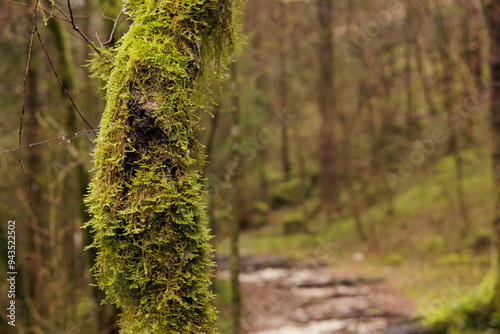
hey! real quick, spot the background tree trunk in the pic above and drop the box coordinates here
[278,1,291,181]
[488,0,500,277]
[317,0,338,215]
[229,60,242,334]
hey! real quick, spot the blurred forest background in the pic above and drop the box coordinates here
[0,0,497,333]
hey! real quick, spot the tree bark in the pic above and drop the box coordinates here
[488,0,500,275]
[434,3,472,235]
[404,6,415,126]
[278,1,291,181]
[317,0,338,214]
[85,1,236,332]
[415,35,438,116]
[25,53,43,331]
[229,60,242,334]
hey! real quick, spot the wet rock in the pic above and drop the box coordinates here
[383,322,436,334]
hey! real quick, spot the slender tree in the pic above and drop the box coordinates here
[229,60,242,334]
[435,3,472,235]
[317,0,338,214]
[84,0,237,332]
[278,0,291,181]
[404,3,415,126]
[25,48,43,331]
[489,0,500,283]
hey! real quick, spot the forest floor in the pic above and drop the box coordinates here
[217,255,434,334]
[214,151,493,333]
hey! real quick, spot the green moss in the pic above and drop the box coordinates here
[435,253,468,266]
[84,0,238,332]
[270,179,300,209]
[426,258,500,333]
[282,212,307,235]
[423,235,445,253]
[384,252,405,266]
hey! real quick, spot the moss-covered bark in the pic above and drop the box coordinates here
[84,1,237,332]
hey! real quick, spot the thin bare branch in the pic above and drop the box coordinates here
[65,0,100,53]
[95,32,104,48]
[35,29,97,133]
[18,0,38,169]
[1,0,30,7]
[102,10,124,46]
[46,0,71,21]
[0,129,98,154]
[2,0,69,23]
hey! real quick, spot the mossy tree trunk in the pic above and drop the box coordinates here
[203,95,220,294]
[489,0,500,281]
[85,1,237,333]
[80,0,121,329]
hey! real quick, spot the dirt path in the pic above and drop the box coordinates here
[218,256,432,334]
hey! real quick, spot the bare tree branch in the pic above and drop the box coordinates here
[18,0,39,170]
[65,0,100,53]
[2,0,68,21]
[35,27,96,133]
[0,129,98,154]
[95,9,124,48]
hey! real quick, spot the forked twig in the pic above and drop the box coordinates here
[95,9,124,47]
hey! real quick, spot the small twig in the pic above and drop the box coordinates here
[102,10,124,46]
[18,0,38,169]
[17,159,31,202]
[35,29,97,134]
[0,129,98,154]
[66,0,100,53]
[44,0,100,53]
[45,1,71,22]
[2,0,68,22]
[1,0,29,6]
[95,32,103,48]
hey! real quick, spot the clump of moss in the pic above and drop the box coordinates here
[425,258,500,333]
[84,0,238,332]
[384,252,404,266]
[282,213,307,235]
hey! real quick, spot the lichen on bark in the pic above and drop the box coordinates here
[84,0,237,332]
